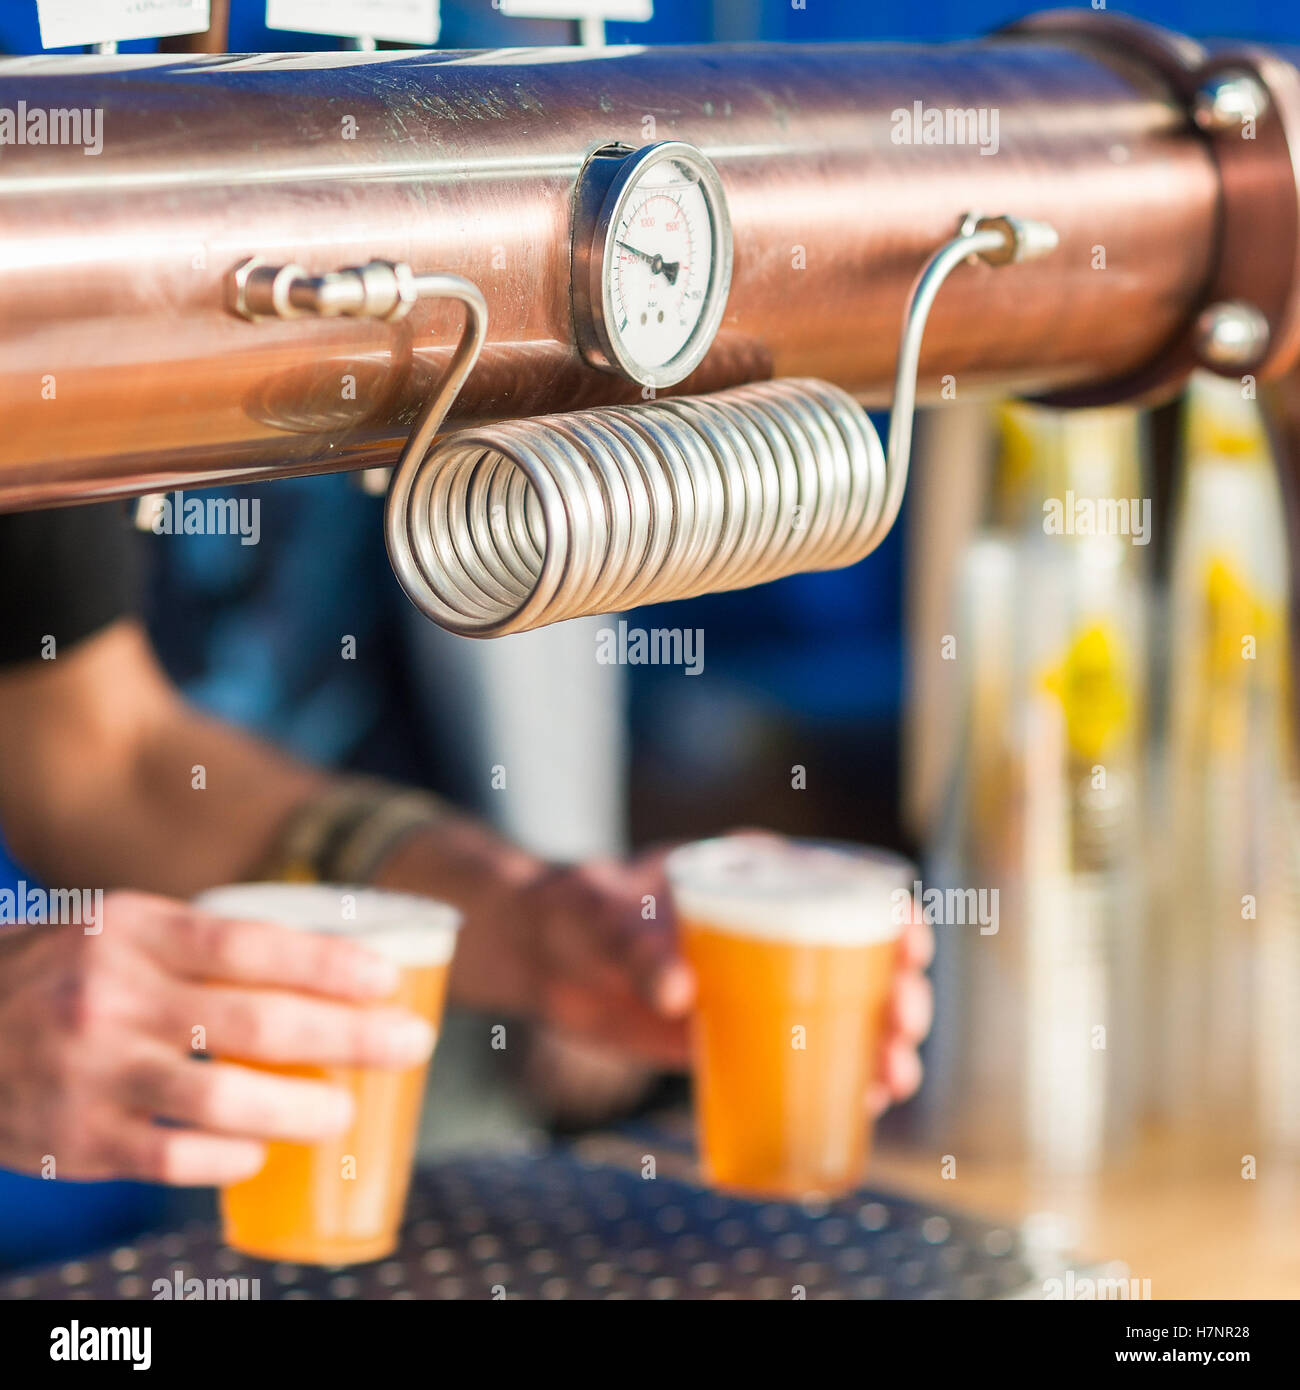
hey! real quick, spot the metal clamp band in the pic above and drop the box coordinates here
[1007,10,1300,401]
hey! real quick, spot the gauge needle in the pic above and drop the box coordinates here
[616,240,680,286]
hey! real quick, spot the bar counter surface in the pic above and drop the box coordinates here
[872,1126,1300,1300]
[2,1116,1290,1299]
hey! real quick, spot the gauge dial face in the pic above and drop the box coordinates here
[574,142,733,389]
[608,162,714,372]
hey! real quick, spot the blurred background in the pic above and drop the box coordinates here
[1,0,1297,1295]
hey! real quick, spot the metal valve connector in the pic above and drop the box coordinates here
[970,215,1062,266]
[227,258,420,322]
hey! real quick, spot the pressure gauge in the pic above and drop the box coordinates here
[571,140,734,389]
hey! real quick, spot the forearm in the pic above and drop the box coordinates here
[0,620,710,1069]
[0,622,328,894]
[0,620,546,923]
[89,705,329,895]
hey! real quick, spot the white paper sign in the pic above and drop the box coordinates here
[266,0,440,45]
[499,1,652,20]
[37,0,211,49]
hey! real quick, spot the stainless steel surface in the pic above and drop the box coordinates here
[386,272,488,496]
[878,213,1057,557]
[387,213,1054,636]
[387,377,885,636]
[0,29,1224,508]
[227,258,424,323]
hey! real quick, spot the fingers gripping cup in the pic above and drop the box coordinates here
[195,884,460,1265]
[667,838,911,1200]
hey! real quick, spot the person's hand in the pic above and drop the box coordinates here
[450,849,693,1070]
[868,899,933,1116]
[0,891,438,1185]
[445,836,934,1115]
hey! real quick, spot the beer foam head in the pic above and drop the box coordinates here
[666,837,912,946]
[194,883,461,968]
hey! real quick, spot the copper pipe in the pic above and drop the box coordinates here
[0,30,1232,508]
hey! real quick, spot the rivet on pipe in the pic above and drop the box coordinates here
[1195,299,1271,369]
[1193,71,1271,132]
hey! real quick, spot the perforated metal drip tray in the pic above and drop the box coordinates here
[0,1135,1057,1301]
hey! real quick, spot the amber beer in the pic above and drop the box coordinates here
[195,884,460,1265]
[668,838,911,1200]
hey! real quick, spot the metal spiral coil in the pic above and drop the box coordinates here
[387,378,888,638]
[384,212,1059,638]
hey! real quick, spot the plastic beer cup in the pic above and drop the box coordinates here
[667,837,911,1200]
[195,883,460,1265]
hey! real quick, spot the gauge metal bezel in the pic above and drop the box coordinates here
[571,140,734,389]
